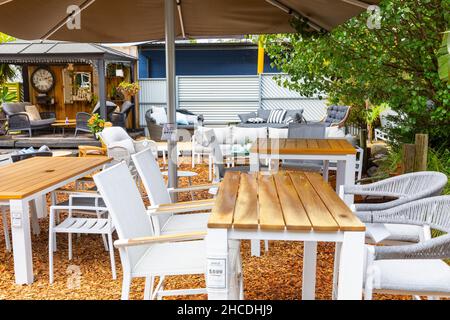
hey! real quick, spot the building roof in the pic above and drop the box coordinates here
[0,40,137,64]
[139,39,258,51]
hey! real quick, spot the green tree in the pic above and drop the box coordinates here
[262,0,450,148]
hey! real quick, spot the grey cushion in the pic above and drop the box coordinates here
[325,105,349,125]
[239,112,257,123]
[2,102,31,116]
[257,109,271,121]
[285,109,304,120]
[30,118,56,128]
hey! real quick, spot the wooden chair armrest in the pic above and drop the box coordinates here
[147,199,214,215]
[168,183,219,193]
[114,231,207,248]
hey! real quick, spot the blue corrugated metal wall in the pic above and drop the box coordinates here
[139,48,278,78]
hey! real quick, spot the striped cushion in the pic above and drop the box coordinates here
[268,110,287,124]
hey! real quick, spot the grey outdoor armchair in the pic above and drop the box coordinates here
[344,171,448,215]
[364,196,450,300]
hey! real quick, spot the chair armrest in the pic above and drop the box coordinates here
[114,231,207,248]
[79,145,107,157]
[8,113,31,129]
[168,183,219,193]
[344,186,404,198]
[147,199,214,215]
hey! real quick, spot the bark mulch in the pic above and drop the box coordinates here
[0,158,408,300]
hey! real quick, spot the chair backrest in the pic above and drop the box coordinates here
[288,123,326,139]
[1,102,31,116]
[131,149,173,229]
[204,130,226,180]
[377,171,448,198]
[324,106,350,126]
[76,112,91,128]
[93,163,154,268]
[99,127,132,146]
[120,101,134,115]
[92,101,117,119]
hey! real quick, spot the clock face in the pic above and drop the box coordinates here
[31,68,55,93]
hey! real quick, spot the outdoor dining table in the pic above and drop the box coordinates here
[249,138,357,205]
[0,157,111,285]
[206,171,366,300]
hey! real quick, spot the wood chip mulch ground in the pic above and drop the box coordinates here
[0,157,409,300]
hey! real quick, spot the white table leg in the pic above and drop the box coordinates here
[336,155,356,206]
[206,228,231,300]
[209,153,213,181]
[10,199,34,285]
[332,242,342,300]
[250,152,260,172]
[337,231,365,300]
[34,195,47,219]
[250,239,261,257]
[302,241,317,300]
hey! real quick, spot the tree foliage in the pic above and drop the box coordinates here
[0,33,16,85]
[262,0,450,148]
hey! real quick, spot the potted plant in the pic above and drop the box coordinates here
[87,113,106,139]
[117,81,140,101]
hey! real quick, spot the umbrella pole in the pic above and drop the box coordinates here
[165,0,178,192]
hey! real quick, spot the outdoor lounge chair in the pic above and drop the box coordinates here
[74,112,92,137]
[110,101,134,128]
[342,171,448,244]
[320,105,351,128]
[132,149,217,236]
[93,162,242,300]
[2,102,56,137]
[364,196,450,300]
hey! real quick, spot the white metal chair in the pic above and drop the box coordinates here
[364,196,450,300]
[48,192,116,283]
[94,163,241,300]
[324,146,364,182]
[132,149,217,236]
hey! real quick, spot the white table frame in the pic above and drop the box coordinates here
[206,228,366,300]
[2,163,106,285]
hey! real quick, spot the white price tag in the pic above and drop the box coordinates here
[207,258,226,289]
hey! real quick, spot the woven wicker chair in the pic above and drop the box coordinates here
[343,171,447,244]
[364,196,450,300]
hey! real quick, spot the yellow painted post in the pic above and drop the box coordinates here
[257,36,265,75]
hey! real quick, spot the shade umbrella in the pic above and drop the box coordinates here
[0,0,379,189]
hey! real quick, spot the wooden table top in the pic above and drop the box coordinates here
[208,171,365,232]
[51,122,76,127]
[0,157,111,200]
[250,138,357,155]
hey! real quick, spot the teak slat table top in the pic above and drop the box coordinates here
[0,157,111,200]
[208,171,365,232]
[250,138,357,155]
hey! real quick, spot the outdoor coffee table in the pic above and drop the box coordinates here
[0,157,111,284]
[206,171,366,300]
[250,138,357,204]
[52,121,76,137]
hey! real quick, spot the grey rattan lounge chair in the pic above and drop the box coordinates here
[343,171,447,244]
[364,196,450,300]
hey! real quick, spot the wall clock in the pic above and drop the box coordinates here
[31,67,55,93]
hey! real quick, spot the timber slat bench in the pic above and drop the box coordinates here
[206,171,366,300]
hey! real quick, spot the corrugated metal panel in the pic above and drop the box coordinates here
[261,74,327,121]
[138,74,328,126]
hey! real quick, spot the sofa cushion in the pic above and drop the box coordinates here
[25,105,41,121]
[268,110,287,124]
[2,102,31,116]
[325,105,349,125]
[239,112,257,123]
[30,118,56,128]
[257,109,271,121]
[232,127,267,144]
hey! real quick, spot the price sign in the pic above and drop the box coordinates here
[161,123,177,141]
[207,258,227,289]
